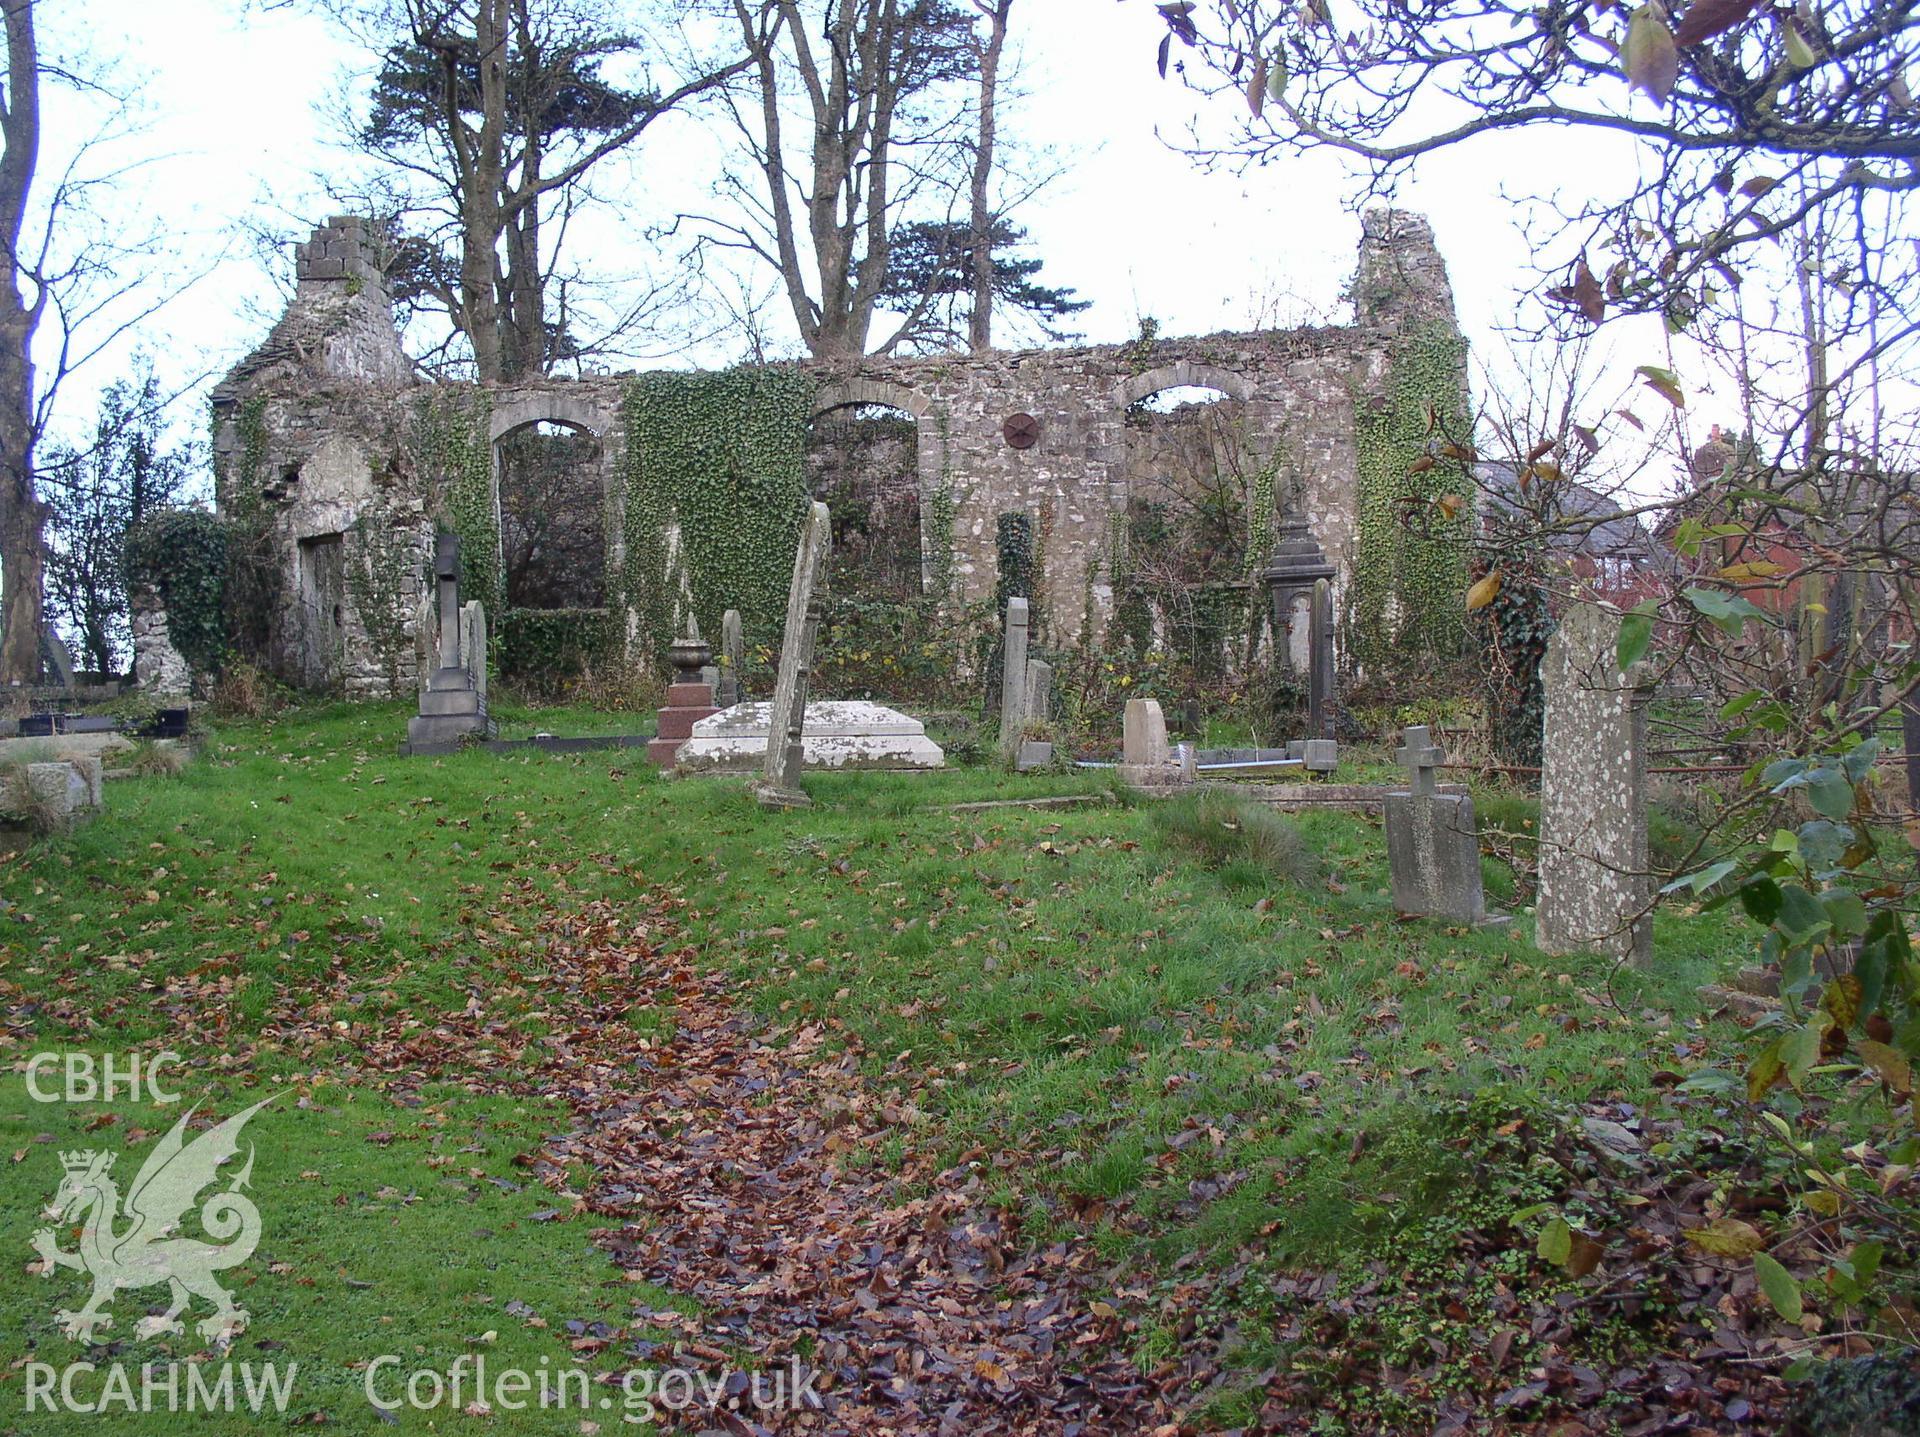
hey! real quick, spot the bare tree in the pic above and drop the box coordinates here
[1152,0,1920,341]
[0,4,182,684]
[716,0,978,358]
[965,0,1009,352]
[0,0,42,683]
[327,0,746,380]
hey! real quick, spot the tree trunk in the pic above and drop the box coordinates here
[968,0,1011,353]
[439,0,509,381]
[0,0,42,685]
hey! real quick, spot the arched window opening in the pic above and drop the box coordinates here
[807,403,922,603]
[496,419,605,609]
[1118,384,1266,680]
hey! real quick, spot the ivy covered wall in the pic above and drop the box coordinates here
[1346,322,1473,674]
[409,390,499,619]
[619,367,816,656]
[192,206,1470,703]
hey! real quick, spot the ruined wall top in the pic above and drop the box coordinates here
[295,216,390,296]
[214,217,413,404]
[1352,208,1457,338]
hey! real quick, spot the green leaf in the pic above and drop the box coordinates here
[1776,885,1831,944]
[1636,361,1686,405]
[1806,769,1855,820]
[1823,891,1867,939]
[1616,609,1654,670]
[1783,22,1817,67]
[1782,1022,1823,1090]
[1852,1241,1884,1283]
[1755,1252,1804,1321]
[1538,1216,1573,1266]
[1739,876,1784,925]
[1684,585,1768,634]
[1842,739,1882,784]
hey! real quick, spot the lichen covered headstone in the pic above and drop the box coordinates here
[1385,724,1492,925]
[1537,603,1653,966]
[758,502,832,808]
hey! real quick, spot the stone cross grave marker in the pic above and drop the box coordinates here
[1385,724,1495,926]
[759,501,832,807]
[998,596,1031,760]
[1536,602,1653,967]
[406,533,491,751]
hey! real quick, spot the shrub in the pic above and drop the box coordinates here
[208,661,289,719]
[124,509,230,680]
[497,608,617,698]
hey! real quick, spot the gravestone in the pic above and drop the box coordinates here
[1016,657,1054,771]
[459,599,486,712]
[1120,698,1189,788]
[1301,738,1338,774]
[718,608,745,707]
[679,700,944,772]
[1024,658,1052,726]
[758,502,832,808]
[1537,603,1653,967]
[1385,725,1495,925]
[648,619,720,767]
[405,534,493,752]
[997,596,1031,761]
[1308,578,1335,740]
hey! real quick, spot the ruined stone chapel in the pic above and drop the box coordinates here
[134,209,1470,698]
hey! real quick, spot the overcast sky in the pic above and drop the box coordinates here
[35,0,1708,484]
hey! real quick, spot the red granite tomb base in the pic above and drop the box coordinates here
[647,682,719,766]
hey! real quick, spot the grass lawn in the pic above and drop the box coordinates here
[0,701,1749,1432]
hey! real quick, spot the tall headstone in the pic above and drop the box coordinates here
[1015,657,1055,772]
[1259,518,1336,682]
[758,502,832,808]
[1023,658,1052,726]
[1385,725,1495,925]
[1537,603,1654,967]
[405,534,492,752]
[717,608,745,707]
[459,599,487,712]
[997,596,1031,760]
[1308,578,1335,740]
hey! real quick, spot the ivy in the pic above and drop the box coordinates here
[125,510,229,680]
[498,607,616,693]
[1472,516,1552,770]
[410,391,499,620]
[994,512,1035,611]
[924,412,957,603]
[620,367,814,659]
[346,513,421,691]
[219,396,282,665]
[1347,321,1473,674]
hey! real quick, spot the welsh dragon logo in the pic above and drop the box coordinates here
[33,1095,278,1344]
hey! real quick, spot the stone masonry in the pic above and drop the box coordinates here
[171,211,1466,699]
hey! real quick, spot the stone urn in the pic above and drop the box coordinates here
[668,631,713,684]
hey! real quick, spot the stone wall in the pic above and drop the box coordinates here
[129,597,192,697]
[171,211,1465,699]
